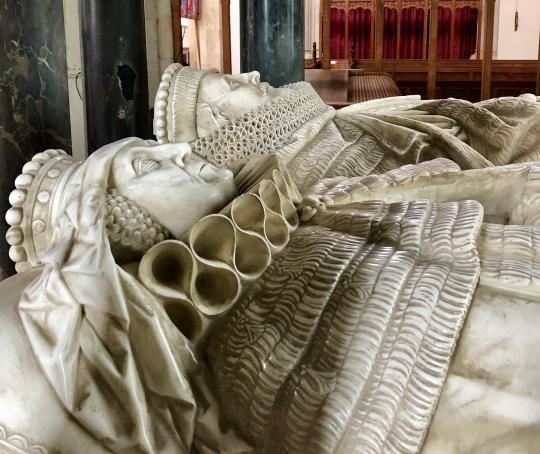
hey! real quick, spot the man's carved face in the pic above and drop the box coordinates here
[112,142,236,238]
[196,71,286,137]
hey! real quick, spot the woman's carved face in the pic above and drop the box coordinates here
[112,142,236,238]
[196,71,286,137]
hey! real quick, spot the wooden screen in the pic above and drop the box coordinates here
[329,0,481,60]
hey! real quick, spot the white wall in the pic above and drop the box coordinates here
[144,0,160,103]
[63,0,87,161]
[305,0,320,59]
[497,0,540,59]
[144,0,174,105]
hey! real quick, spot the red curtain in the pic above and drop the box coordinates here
[330,7,346,58]
[383,7,398,59]
[348,7,372,59]
[435,6,478,59]
[181,0,199,19]
[329,2,478,61]
[400,7,425,59]
[453,7,478,59]
[437,6,452,58]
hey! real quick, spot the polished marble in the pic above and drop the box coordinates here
[240,0,305,87]
[0,0,71,280]
[81,0,151,152]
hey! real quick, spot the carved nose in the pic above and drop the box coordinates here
[172,142,192,168]
[248,71,261,85]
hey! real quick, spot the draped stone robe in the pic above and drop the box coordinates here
[185,89,540,452]
[206,159,540,453]
[208,197,483,453]
[284,96,540,194]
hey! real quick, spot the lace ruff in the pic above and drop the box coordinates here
[192,82,331,168]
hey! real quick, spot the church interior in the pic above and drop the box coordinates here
[0,0,539,278]
[1,1,540,453]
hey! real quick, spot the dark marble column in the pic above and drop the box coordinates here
[240,0,304,87]
[0,0,71,280]
[81,0,150,152]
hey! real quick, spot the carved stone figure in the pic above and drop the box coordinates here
[2,64,540,453]
[154,64,540,194]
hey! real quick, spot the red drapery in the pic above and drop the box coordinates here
[348,7,372,59]
[400,7,425,59]
[436,6,478,59]
[329,2,478,61]
[181,0,199,20]
[383,7,398,59]
[330,7,346,58]
[437,6,452,58]
[453,7,478,59]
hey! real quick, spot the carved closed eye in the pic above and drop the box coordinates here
[134,158,160,176]
[226,79,241,91]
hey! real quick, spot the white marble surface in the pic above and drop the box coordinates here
[0,270,111,454]
[424,286,540,453]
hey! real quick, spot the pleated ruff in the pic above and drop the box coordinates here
[207,199,483,453]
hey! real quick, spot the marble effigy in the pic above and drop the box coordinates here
[2,64,540,453]
[0,0,71,281]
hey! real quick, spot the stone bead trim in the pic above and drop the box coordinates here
[5,149,70,273]
[153,63,182,143]
[153,63,207,144]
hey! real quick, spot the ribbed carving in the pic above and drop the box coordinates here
[207,199,483,454]
[478,223,540,299]
[306,158,461,205]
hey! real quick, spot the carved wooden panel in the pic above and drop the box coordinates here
[331,0,374,11]
[440,0,480,7]
[331,0,481,11]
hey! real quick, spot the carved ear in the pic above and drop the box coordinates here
[196,102,231,137]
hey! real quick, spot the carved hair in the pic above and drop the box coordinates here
[105,189,170,261]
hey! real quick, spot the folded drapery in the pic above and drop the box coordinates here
[18,138,198,454]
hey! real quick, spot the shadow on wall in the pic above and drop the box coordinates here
[0,0,71,280]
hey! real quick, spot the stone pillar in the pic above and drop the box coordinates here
[81,0,150,152]
[240,0,304,87]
